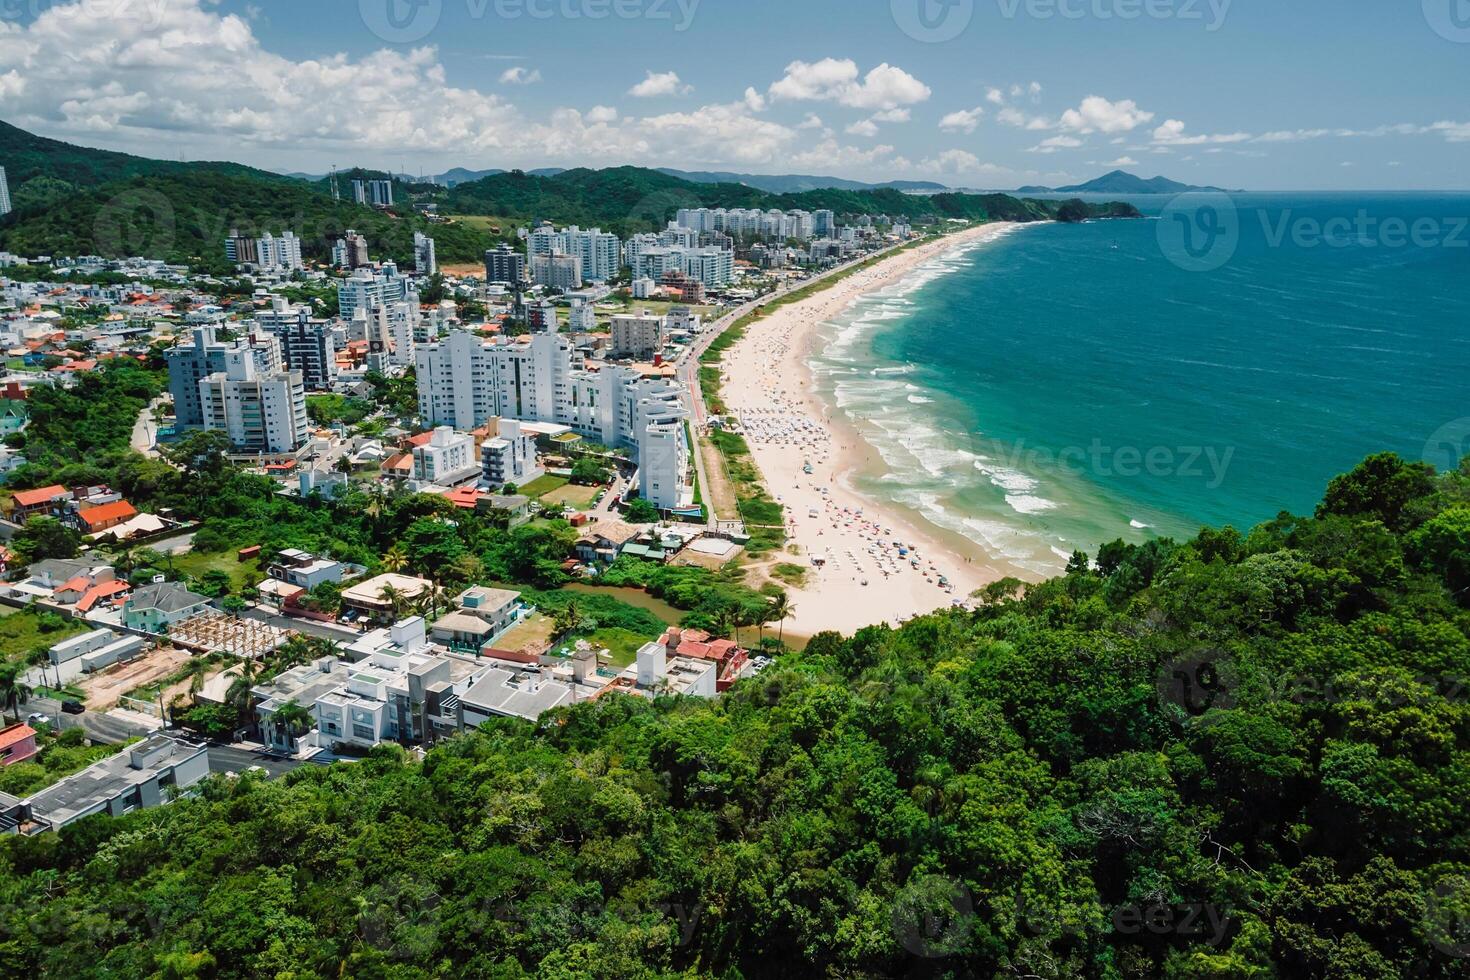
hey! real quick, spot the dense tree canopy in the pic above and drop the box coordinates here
[3,453,1469,977]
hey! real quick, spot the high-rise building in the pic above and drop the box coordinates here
[166,327,281,429]
[198,348,309,454]
[530,252,583,291]
[610,312,664,360]
[0,167,11,217]
[483,244,526,284]
[225,229,302,271]
[525,223,619,281]
[337,263,410,320]
[256,300,338,390]
[630,246,733,288]
[415,331,690,510]
[352,178,394,208]
[412,427,480,487]
[413,231,437,276]
[481,418,543,489]
[332,230,370,269]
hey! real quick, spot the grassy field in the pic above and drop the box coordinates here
[170,549,261,593]
[0,607,89,664]
[541,484,600,510]
[518,474,569,499]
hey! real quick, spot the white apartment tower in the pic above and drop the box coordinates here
[0,167,12,217]
[199,348,309,454]
[413,231,437,276]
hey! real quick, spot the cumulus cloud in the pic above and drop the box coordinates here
[938,107,985,134]
[628,70,691,98]
[797,113,824,130]
[499,66,541,85]
[585,105,619,124]
[1152,119,1250,145]
[1059,96,1154,134]
[871,108,911,123]
[1030,135,1084,154]
[1106,156,1140,166]
[845,119,880,138]
[768,58,931,110]
[742,86,766,112]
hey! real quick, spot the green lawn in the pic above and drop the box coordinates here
[0,607,89,664]
[170,549,261,593]
[542,484,600,510]
[518,474,569,499]
[552,627,647,671]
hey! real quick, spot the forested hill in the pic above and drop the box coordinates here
[4,450,1470,977]
[0,121,1140,270]
[441,165,1140,230]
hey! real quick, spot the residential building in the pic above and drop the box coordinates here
[268,549,346,590]
[566,296,596,332]
[225,229,302,273]
[484,244,526,284]
[14,736,209,834]
[333,229,370,269]
[337,263,410,320]
[10,484,70,519]
[0,724,38,768]
[340,573,432,623]
[480,418,543,488]
[452,586,525,635]
[416,331,689,510]
[123,582,211,632]
[199,347,309,454]
[413,231,437,276]
[630,245,734,288]
[166,326,281,429]
[412,426,480,487]
[352,178,394,208]
[530,252,583,290]
[0,167,10,217]
[77,499,137,533]
[259,303,339,390]
[610,311,664,359]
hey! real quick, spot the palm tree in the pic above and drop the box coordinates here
[769,592,793,647]
[378,583,408,619]
[224,660,260,731]
[712,608,735,644]
[0,662,32,723]
[381,546,409,573]
[182,658,211,698]
[274,635,314,671]
[270,700,315,752]
[554,599,582,638]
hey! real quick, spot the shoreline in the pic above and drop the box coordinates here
[719,223,1032,636]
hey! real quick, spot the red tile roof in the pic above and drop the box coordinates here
[56,575,92,595]
[442,486,485,509]
[0,724,38,754]
[78,500,137,528]
[77,580,131,612]
[12,484,67,507]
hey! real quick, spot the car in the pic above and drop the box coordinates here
[26,712,52,728]
[61,699,85,715]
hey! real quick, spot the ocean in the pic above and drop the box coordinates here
[808,193,1470,577]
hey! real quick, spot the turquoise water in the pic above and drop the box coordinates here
[809,194,1470,576]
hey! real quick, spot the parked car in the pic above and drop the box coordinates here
[61,699,85,715]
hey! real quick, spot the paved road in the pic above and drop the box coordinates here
[22,694,160,743]
[203,742,325,777]
[129,396,166,457]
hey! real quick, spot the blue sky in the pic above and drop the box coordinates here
[0,0,1466,189]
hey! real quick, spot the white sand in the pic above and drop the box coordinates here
[720,224,1027,636]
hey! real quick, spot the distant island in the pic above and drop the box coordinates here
[1015,169,1237,195]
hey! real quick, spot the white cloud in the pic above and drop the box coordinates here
[585,105,619,124]
[768,58,931,110]
[743,86,766,112]
[787,139,897,171]
[797,113,824,130]
[1107,156,1139,166]
[845,119,880,138]
[986,87,1005,105]
[1059,96,1154,134]
[1152,119,1251,145]
[499,66,540,85]
[1428,120,1470,142]
[1254,128,1330,143]
[871,108,911,123]
[939,106,985,134]
[1029,135,1084,154]
[628,70,690,98]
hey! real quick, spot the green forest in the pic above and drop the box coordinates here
[0,120,1140,270]
[2,451,1470,977]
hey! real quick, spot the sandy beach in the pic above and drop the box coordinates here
[720,223,1029,636]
